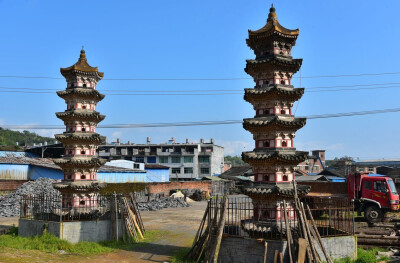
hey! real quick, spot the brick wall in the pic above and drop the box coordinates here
[146,181,212,195]
[0,180,28,191]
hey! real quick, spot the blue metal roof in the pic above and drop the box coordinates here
[367,173,385,177]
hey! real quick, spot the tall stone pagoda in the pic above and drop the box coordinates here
[53,49,106,209]
[242,5,310,221]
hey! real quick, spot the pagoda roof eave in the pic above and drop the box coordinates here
[55,133,104,144]
[244,86,304,102]
[242,151,308,165]
[243,183,310,198]
[53,156,106,169]
[55,110,105,122]
[57,88,105,101]
[243,116,306,131]
[248,21,299,37]
[60,49,104,78]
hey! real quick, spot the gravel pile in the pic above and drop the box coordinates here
[0,178,60,217]
[137,197,190,211]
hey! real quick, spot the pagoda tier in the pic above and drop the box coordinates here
[57,88,105,101]
[245,56,302,79]
[56,110,105,123]
[243,116,306,132]
[244,85,304,104]
[242,151,308,166]
[54,49,106,209]
[55,133,104,145]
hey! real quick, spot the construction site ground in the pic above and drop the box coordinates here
[1,200,400,262]
[0,200,208,263]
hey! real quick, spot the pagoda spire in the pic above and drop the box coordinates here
[267,4,278,22]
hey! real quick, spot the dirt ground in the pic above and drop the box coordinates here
[0,200,208,263]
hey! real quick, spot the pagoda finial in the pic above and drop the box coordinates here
[267,3,278,22]
[80,47,86,60]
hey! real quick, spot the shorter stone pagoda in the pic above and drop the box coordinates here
[53,49,106,211]
[241,5,310,226]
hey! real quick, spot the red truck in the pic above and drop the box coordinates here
[348,173,399,223]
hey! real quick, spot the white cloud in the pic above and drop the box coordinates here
[215,139,252,156]
[0,119,4,126]
[111,131,122,141]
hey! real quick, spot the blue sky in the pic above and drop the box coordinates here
[0,0,399,160]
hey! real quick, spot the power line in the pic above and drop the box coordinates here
[1,83,400,95]
[1,71,400,81]
[3,107,400,129]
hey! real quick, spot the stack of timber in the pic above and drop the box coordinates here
[288,181,332,263]
[185,195,228,263]
[111,192,146,242]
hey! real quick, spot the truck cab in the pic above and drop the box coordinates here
[348,173,399,223]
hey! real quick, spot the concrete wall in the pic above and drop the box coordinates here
[19,219,123,243]
[218,235,357,263]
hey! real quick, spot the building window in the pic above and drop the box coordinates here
[184,167,193,174]
[80,200,85,205]
[147,156,156,163]
[159,156,168,163]
[171,168,181,174]
[171,156,181,163]
[199,156,210,163]
[264,141,270,148]
[358,168,364,172]
[282,175,288,181]
[282,141,287,147]
[368,168,374,172]
[135,156,144,163]
[81,174,86,179]
[281,109,286,114]
[83,84,87,88]
[184,156,193,163]
[81,150,85,155]
[200,168,210,174]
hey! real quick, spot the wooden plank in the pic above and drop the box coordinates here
[274,250,279,263]
[283,200,294,263]
[300,202,319,262]
[212,195,228,263]
[130,193,145,234]
[263,241,268,263]
[297,238,307,263]
[124,197,144,239]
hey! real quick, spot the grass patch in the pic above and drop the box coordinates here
[100,230,168,250]
[334,248,390,263]
[0,231,113,255]
[170,247,196,263]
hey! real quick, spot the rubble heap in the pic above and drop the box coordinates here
[0,178,60,217]
[137,197,190,211]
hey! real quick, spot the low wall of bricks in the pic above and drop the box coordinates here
[0,179,28,192]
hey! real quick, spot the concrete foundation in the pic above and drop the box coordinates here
[218,235,357,263]
[19,218,122,243]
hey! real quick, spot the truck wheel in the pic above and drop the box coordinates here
[364,205,383,223]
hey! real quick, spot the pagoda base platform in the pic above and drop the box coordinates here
[217,234,357,263]
[19,218,123,243]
